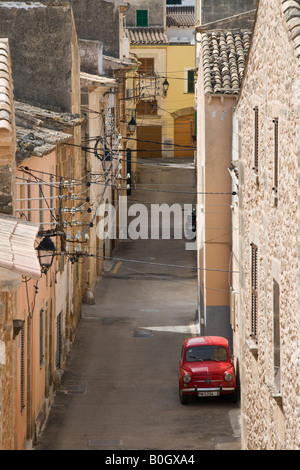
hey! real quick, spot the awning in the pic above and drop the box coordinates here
[0,215,41,280]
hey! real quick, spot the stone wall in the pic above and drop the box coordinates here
[0,290,17,450]
[234,0,300,450]
[68,0,121,58]
[200,0,257,25]
[0,2,80,113]
[125,0,166,27]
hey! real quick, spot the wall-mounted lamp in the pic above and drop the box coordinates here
[162,78,169,97]
[36,236,56,274]
[128,116,137,134]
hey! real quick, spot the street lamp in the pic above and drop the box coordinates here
[162,78,169,97]
[36,236,56,274]
[128,116,137,134]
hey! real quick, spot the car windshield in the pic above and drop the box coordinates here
[185,346,228,362]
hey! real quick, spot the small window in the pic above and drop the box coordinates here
[39,183,43,226]
[251,243,258,339]
[20,323,25,412]
[27,178,31,222]
[56,312,62,369]
[136,99,158,116]
[40,308,44,366]
[137,57,155,77]
[136,10,148,27]
[273,118,279,194]
[273,280,281,390]
[253,106,259,174]
[187,69,195,94]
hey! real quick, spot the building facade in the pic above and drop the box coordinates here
[166,4,196,158]
[0,0,136,449]
[231,0,300,450]
[125,0,169,163]
[195,2,253,349]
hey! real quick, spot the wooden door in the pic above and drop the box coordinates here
[137,125,162,158]
[174,114,195,157]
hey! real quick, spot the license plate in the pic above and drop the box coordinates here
[198,391,219,397]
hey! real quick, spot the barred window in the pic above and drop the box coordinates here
[273,279,281,390]
[253,106,259,174]
[251,243,258,339]
[273,118,279,194]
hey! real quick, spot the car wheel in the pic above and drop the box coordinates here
[230,388,239,404]
[179,385,189,405]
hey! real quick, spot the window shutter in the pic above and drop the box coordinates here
[56,313,62,369]
[187,69,194,93]
[21,324,25,411]
[136,10,148,27]
[40,309,44,365]
[27,178,31,222]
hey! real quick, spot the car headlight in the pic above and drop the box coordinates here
[224,372,233,382]
[183,374,191,384]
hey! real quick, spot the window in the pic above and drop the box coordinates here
[136,99,158,116]
[137,57,155,77]
[273,118,279,194]
[20,324,25,412]
[39,183,43,226]
[40,308,44,366]
[56,312,62,369]
[251,243,258,339]
[136,10,148,27]
[273,280,281,390]
[253,106,259,174]
[167,0,182,4]
[27,178,31,222]
[187,69,195,94]
[185,346,228,362]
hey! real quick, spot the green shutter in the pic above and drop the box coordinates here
[136,10,148,27]
[187,70,194,94]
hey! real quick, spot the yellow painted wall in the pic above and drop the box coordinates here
[166,44,195,157]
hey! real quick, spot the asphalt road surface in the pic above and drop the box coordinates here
[34,159,240,451]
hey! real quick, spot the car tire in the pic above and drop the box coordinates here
[229,389,239,404]
[179,385,189,405]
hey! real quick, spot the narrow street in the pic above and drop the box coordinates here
[34,158,241,451]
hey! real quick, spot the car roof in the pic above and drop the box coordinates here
[183,336,229,349]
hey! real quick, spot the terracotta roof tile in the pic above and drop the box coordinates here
[281,0,300,58]
[166,6,195,27]
[126,27,169,45]
[0,38,13,135]
[201,30,251,94]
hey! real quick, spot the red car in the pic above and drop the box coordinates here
[178,336,237,404]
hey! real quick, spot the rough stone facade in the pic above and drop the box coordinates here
[68,0,123,58]
[233,0,300,450]
[0,2,80,114]
[126,0,166,28]
[200,0,257,24]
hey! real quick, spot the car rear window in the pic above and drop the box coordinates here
[185,346,228,362]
